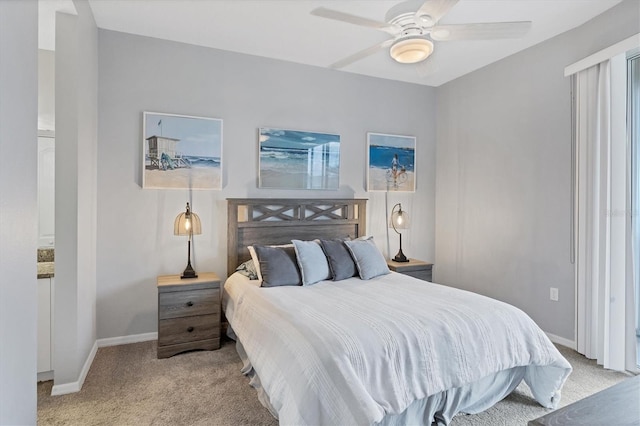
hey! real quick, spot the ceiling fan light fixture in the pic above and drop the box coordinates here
[390,37,434,64]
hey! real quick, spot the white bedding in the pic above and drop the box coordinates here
[223,272,572,425]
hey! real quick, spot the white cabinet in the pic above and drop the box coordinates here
[38,136,55,248]
[37,277,53,379]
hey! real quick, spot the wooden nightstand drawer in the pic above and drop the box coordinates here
[158,314,220,346]
[158,288,219,320]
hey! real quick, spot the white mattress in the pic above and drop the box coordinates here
[223,272,572,425]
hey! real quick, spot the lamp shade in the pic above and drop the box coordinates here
[389,204,410,231]
[389,37,434,64]
[174,202,202,236]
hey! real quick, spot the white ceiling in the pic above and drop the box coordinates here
[55,0,623,87]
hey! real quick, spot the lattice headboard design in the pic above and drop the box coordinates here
[227,198,367,276]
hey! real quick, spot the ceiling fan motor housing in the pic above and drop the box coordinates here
[386,0,434,30]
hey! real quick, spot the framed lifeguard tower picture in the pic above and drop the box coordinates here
[142,112,223,190]
[366,132,416,192]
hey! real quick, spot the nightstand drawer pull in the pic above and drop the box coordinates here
[187,326,194,332]
[186,301,194,307]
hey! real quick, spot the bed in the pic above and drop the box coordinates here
[223,198,572,425]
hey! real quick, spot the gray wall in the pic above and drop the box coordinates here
[38,49,55,131]
[97,30,436,339]
[0,1,38,423]
[74,0,99,384]
[435,0,640,341]
[54,0,99,387]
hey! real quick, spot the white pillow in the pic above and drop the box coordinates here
[343,236,390,280]
[247,246,262,282]
[292,240,331,286]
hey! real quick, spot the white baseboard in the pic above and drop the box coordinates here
[51,339,98,396]
[50,380,80,395]
[49,332,157,396]
[37,370,54,382]
[97,332,158,348]
[545,332,577,350]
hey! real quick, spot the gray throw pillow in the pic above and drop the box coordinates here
[292,240,331,286]
[253,245,302,287]
[344,237,390,280]
[248,243,294,283]
[319,239,358,281]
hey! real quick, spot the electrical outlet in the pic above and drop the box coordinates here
[550,287,559,302]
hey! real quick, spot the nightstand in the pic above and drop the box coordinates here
[157,272,221,358]
[387,259,433,282]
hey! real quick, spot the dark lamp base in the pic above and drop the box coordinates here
[181,262,198,279]
[393,249,409,263]
[181,272,198,279]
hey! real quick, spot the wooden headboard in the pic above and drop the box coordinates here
[227,198,367,276]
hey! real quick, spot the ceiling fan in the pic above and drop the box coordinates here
[311,0,532,69]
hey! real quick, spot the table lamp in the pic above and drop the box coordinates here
[389,203,410,262]
[174,202,202,279]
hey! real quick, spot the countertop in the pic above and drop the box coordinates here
[37,248,55,279]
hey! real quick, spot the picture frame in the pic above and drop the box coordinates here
[366,132,416,192]
[258,127,340,190]
[142,112,222,190]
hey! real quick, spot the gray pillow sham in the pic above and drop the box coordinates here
[248,243,294,283]
[319,239,358,281]
[253,245,302,287]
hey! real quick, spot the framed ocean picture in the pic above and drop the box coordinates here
[142,112,222,190]
[258,127,340,190]
[367,132,416,192]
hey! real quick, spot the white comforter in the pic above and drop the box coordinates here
[223,272,572,425]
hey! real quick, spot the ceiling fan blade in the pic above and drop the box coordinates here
[311,7,400,36]
[430,21,532,41]
[330,39,395,69]
[416,0,459,25]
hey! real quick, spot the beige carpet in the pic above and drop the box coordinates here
[38,340,632,426]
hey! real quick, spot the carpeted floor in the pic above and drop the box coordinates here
[38,340,632,426]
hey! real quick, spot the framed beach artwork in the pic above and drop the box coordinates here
[142,112,222,190]
[367,132,416,192]
[258,127,340,190]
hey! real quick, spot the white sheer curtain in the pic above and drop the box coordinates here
[574,56,635,372]
[631,53,640,371]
